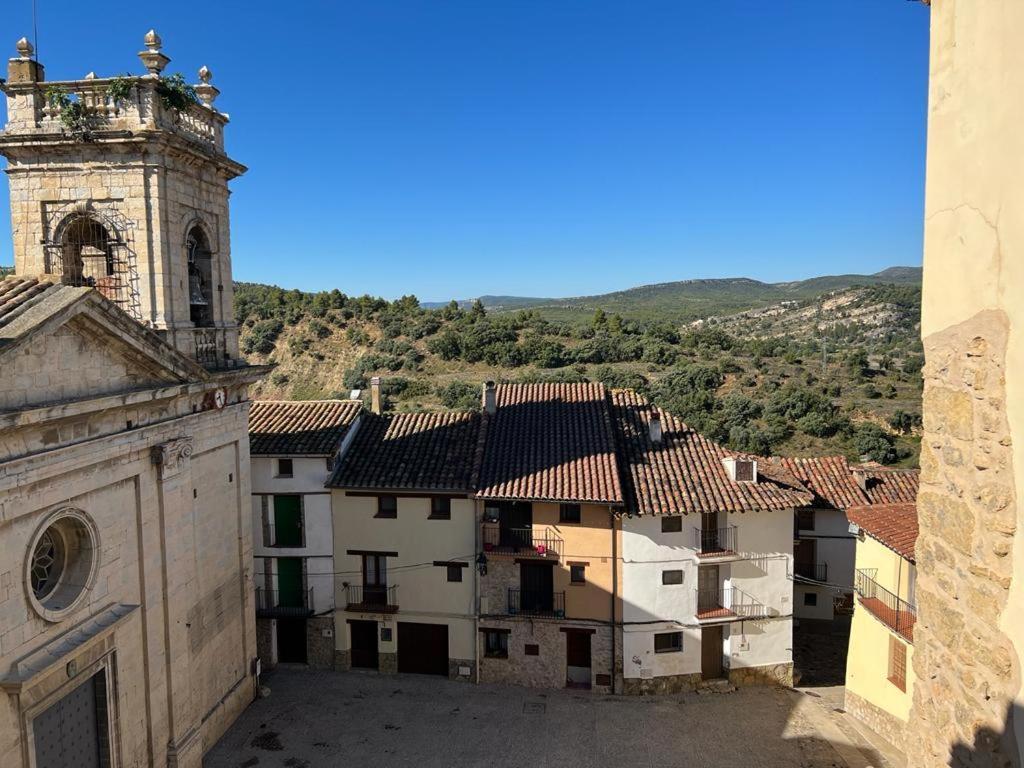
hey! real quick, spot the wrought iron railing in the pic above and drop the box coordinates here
[507,588,565,618]
[795,561,828,582]
[695,586,767,619]
[855,569,916,642]
[345,583,399,613]
[255,587,313,617]
[482,525,563,558]
[693,525,738,556]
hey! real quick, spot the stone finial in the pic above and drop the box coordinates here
[15,37,33,59]
[84,71,96,80]
[195,65,220,108]
[138,29,170,76]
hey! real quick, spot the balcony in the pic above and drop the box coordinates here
[795,562,829,583]
[345,583,399,614]
[855,569,916,643]
[482,525,562,560]
[695,587,769,623]
[507,588,565,618]
[255,587,313,618]
[693,525,740,561]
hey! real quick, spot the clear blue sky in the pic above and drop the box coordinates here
[1,1,930,302]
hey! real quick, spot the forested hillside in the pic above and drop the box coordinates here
[235,277,924,467]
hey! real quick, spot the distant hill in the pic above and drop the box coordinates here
[426,267,922,324]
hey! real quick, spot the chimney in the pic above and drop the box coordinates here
[482,381,496,416]
[370,376,382,415]
[649,413,663,445]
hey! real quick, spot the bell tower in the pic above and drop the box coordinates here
[1,31,246,368]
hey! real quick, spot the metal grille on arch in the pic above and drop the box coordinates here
[42,201,143,322]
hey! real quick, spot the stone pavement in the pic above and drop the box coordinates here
[205,668,889,768]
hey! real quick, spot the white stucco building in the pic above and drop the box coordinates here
[610,391,811,693]
[248,400,361,667]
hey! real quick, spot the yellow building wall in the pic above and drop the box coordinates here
[846,537,916,729]
[532,503,615,620]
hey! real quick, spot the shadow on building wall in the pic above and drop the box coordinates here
[947,701,1022,768]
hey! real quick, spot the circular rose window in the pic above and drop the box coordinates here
[26,510,98,621]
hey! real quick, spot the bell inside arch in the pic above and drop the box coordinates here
[189,270,209,305]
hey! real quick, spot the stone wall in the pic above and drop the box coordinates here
[307,615,336,669]
[728,661,793,688]
[256,618,275,667]
[846,690,907,753]
[622,672,701,695]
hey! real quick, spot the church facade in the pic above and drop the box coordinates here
[0,33,265,768]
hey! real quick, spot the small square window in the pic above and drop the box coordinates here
[376,495,398,518]
[559,503,581,524]
[277,458,293,477]
[662,570,683,585]
[661,516,682,533]
[570,564,586,584]
[484,630,508,658]
[524,643,540,656]
[804,591,818,607]
[447,564,463,582]
[654,632,683,653]
[430,497,452,519]
[380,627,392,642]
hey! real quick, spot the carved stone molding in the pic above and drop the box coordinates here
[151,436,194,480]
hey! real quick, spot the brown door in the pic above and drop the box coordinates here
[795,539,816,580]
[701,625,724,680]
[397,622,449,676]
[697,564,720,613]
[350,620,378,669]
[700,511,718,552]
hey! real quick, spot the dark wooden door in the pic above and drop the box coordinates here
[697,564,719,612]
[520,562,554,613]
[350,620,378,669]
[565,630,591,668]
[397,622,449,676]
[362,554,388,606]
[33,672,106,768]
[700,511,719,551]
[500,501,533,548]
[277,557,304,608]
[277,618,307,664]
[701,625,724,679]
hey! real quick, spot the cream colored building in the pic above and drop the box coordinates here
[844,503,918,750]
[0,33,265,768]
[327,401,482,680]
[907,0,1024,764]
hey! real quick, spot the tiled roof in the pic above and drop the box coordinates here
[249,400,362,455]
[329,410,482,492]
[610,389,813,515]
[776,456,870,510]
[477,382,623,504]
[0,276,64,330]
[853,464,920,504]
[848,502,918,562]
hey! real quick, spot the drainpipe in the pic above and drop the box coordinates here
[610,506,618,695]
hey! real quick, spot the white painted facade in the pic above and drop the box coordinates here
[621,508,794,685]
[251,455,336,614]
[331,492,478,674]
[793,506,857,621]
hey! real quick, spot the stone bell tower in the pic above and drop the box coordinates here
[1,31,245,368]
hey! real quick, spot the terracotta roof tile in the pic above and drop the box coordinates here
[329,410,481,492]
[853,464,920,504]
[848,502,918,562]
[0,276,62,329]
[477,382,623,504]
[610,389,813,515]
[776,456,870,510]
[249,400,361,455]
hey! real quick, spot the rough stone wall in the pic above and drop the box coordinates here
[846,690,907,754]
[728,661,793,688]
[907,313,1020,766]
[622,672,702,695]
[306,615,335,669]
[256,618,276,668]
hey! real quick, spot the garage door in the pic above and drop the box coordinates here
[33,671,107,768]
[397,622,449,676]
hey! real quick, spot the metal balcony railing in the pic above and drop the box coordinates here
[345,583,399,613]
[795,562,828,583]
[695,586,768,621]
[482,525,563,558]
[255,587,313,618]
[507,588,565,618]
[693,525,738,556]
[855,569,916,642]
